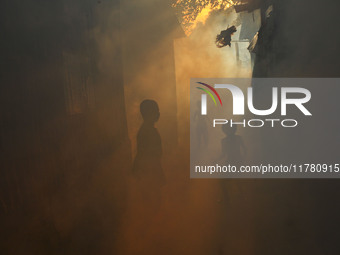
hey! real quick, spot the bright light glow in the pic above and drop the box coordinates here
[172,0,240,35]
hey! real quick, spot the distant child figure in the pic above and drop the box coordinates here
[132,99,166,212]
[220,124,246,166]
[219,124,247,205]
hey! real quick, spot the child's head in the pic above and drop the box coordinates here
[222,124,237,136]
[140,99,160,123]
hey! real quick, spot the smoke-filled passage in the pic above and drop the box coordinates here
[1,0,340,255]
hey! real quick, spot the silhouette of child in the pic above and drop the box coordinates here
[220,124,246,166]
[219,124,247,208]
[132,100,166,211]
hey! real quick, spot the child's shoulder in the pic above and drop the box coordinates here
[138,124,159,137]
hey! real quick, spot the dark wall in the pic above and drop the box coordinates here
[251,1,340,254]
[0,1,130,254]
